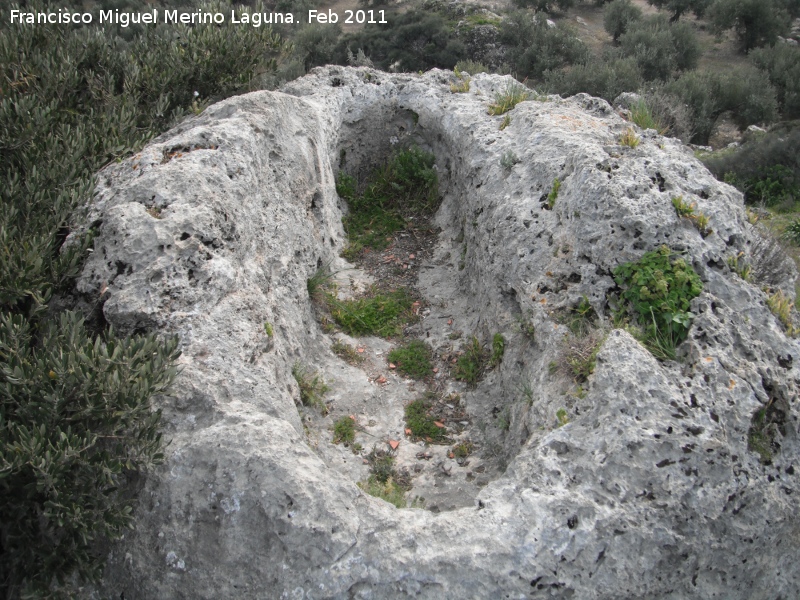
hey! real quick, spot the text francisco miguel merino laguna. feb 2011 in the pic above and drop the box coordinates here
[9,8,389,27]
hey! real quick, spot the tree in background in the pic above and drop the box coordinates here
[646,0,712,21]
[604,0,643,42]
[709,0,791,51]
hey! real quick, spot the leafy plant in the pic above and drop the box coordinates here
[264,322,274,337]
[619,127,641,148]
[547,178,561,209]
[453,337,488,386]
[404,397,447,441]
[490,333,506,367]
[388,340,433,379]
[329,288,414,338]
[672,195,696,218]
[333,416,356,445]
[488,81,530,116]
[292,364,330,414]
[556,408,570,427]
[613,245,703,359]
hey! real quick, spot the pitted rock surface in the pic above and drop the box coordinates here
[76,67,800,599]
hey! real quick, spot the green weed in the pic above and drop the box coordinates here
[565,335,603,383]
[333,415,356,445]
[490,333,505,367]
[613,245,703,360]
[488,81,530,116]
[454,337,487,386]
[500,115,512,130]
[546,178,561,210]
[264,322,274,337]
[388,340,433,379]
[556,408,569,427]
[292,363,330,414]
[451,440,474,458]
[358,477,408,508]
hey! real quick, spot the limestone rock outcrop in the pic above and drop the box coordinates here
[77,67,799,598]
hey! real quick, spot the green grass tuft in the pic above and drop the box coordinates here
[388,340,433,379]
[292,363,330,414]
[329,288,414,338]
[333,416,356,445]
[453,336,487,386]
[488,81,530,116]
[404,397,446,441]
[338,147,438,254]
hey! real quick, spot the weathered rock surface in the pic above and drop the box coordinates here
[77,67,800,598]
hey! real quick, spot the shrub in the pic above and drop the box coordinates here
[455,60,490,74]
[293,24,343,71]
[750,44,800,119]
[639,87,695,141]
[292,364,330,414]
[709,0,791,52]
[500,11,589,80]
[388,340,433,379]
[604,0,643,42]
[329,288,414,338]
[666,68,778,144]
[704,126,800,205]
[619,15,700,80]
[544,56,643,102]
[613,245,704,359]
[404,397,447,441]
[783,219,800,245]
[488,81,530,115]
[513,0,576,11]
[556,408,570,427]
[451,440,474,458]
